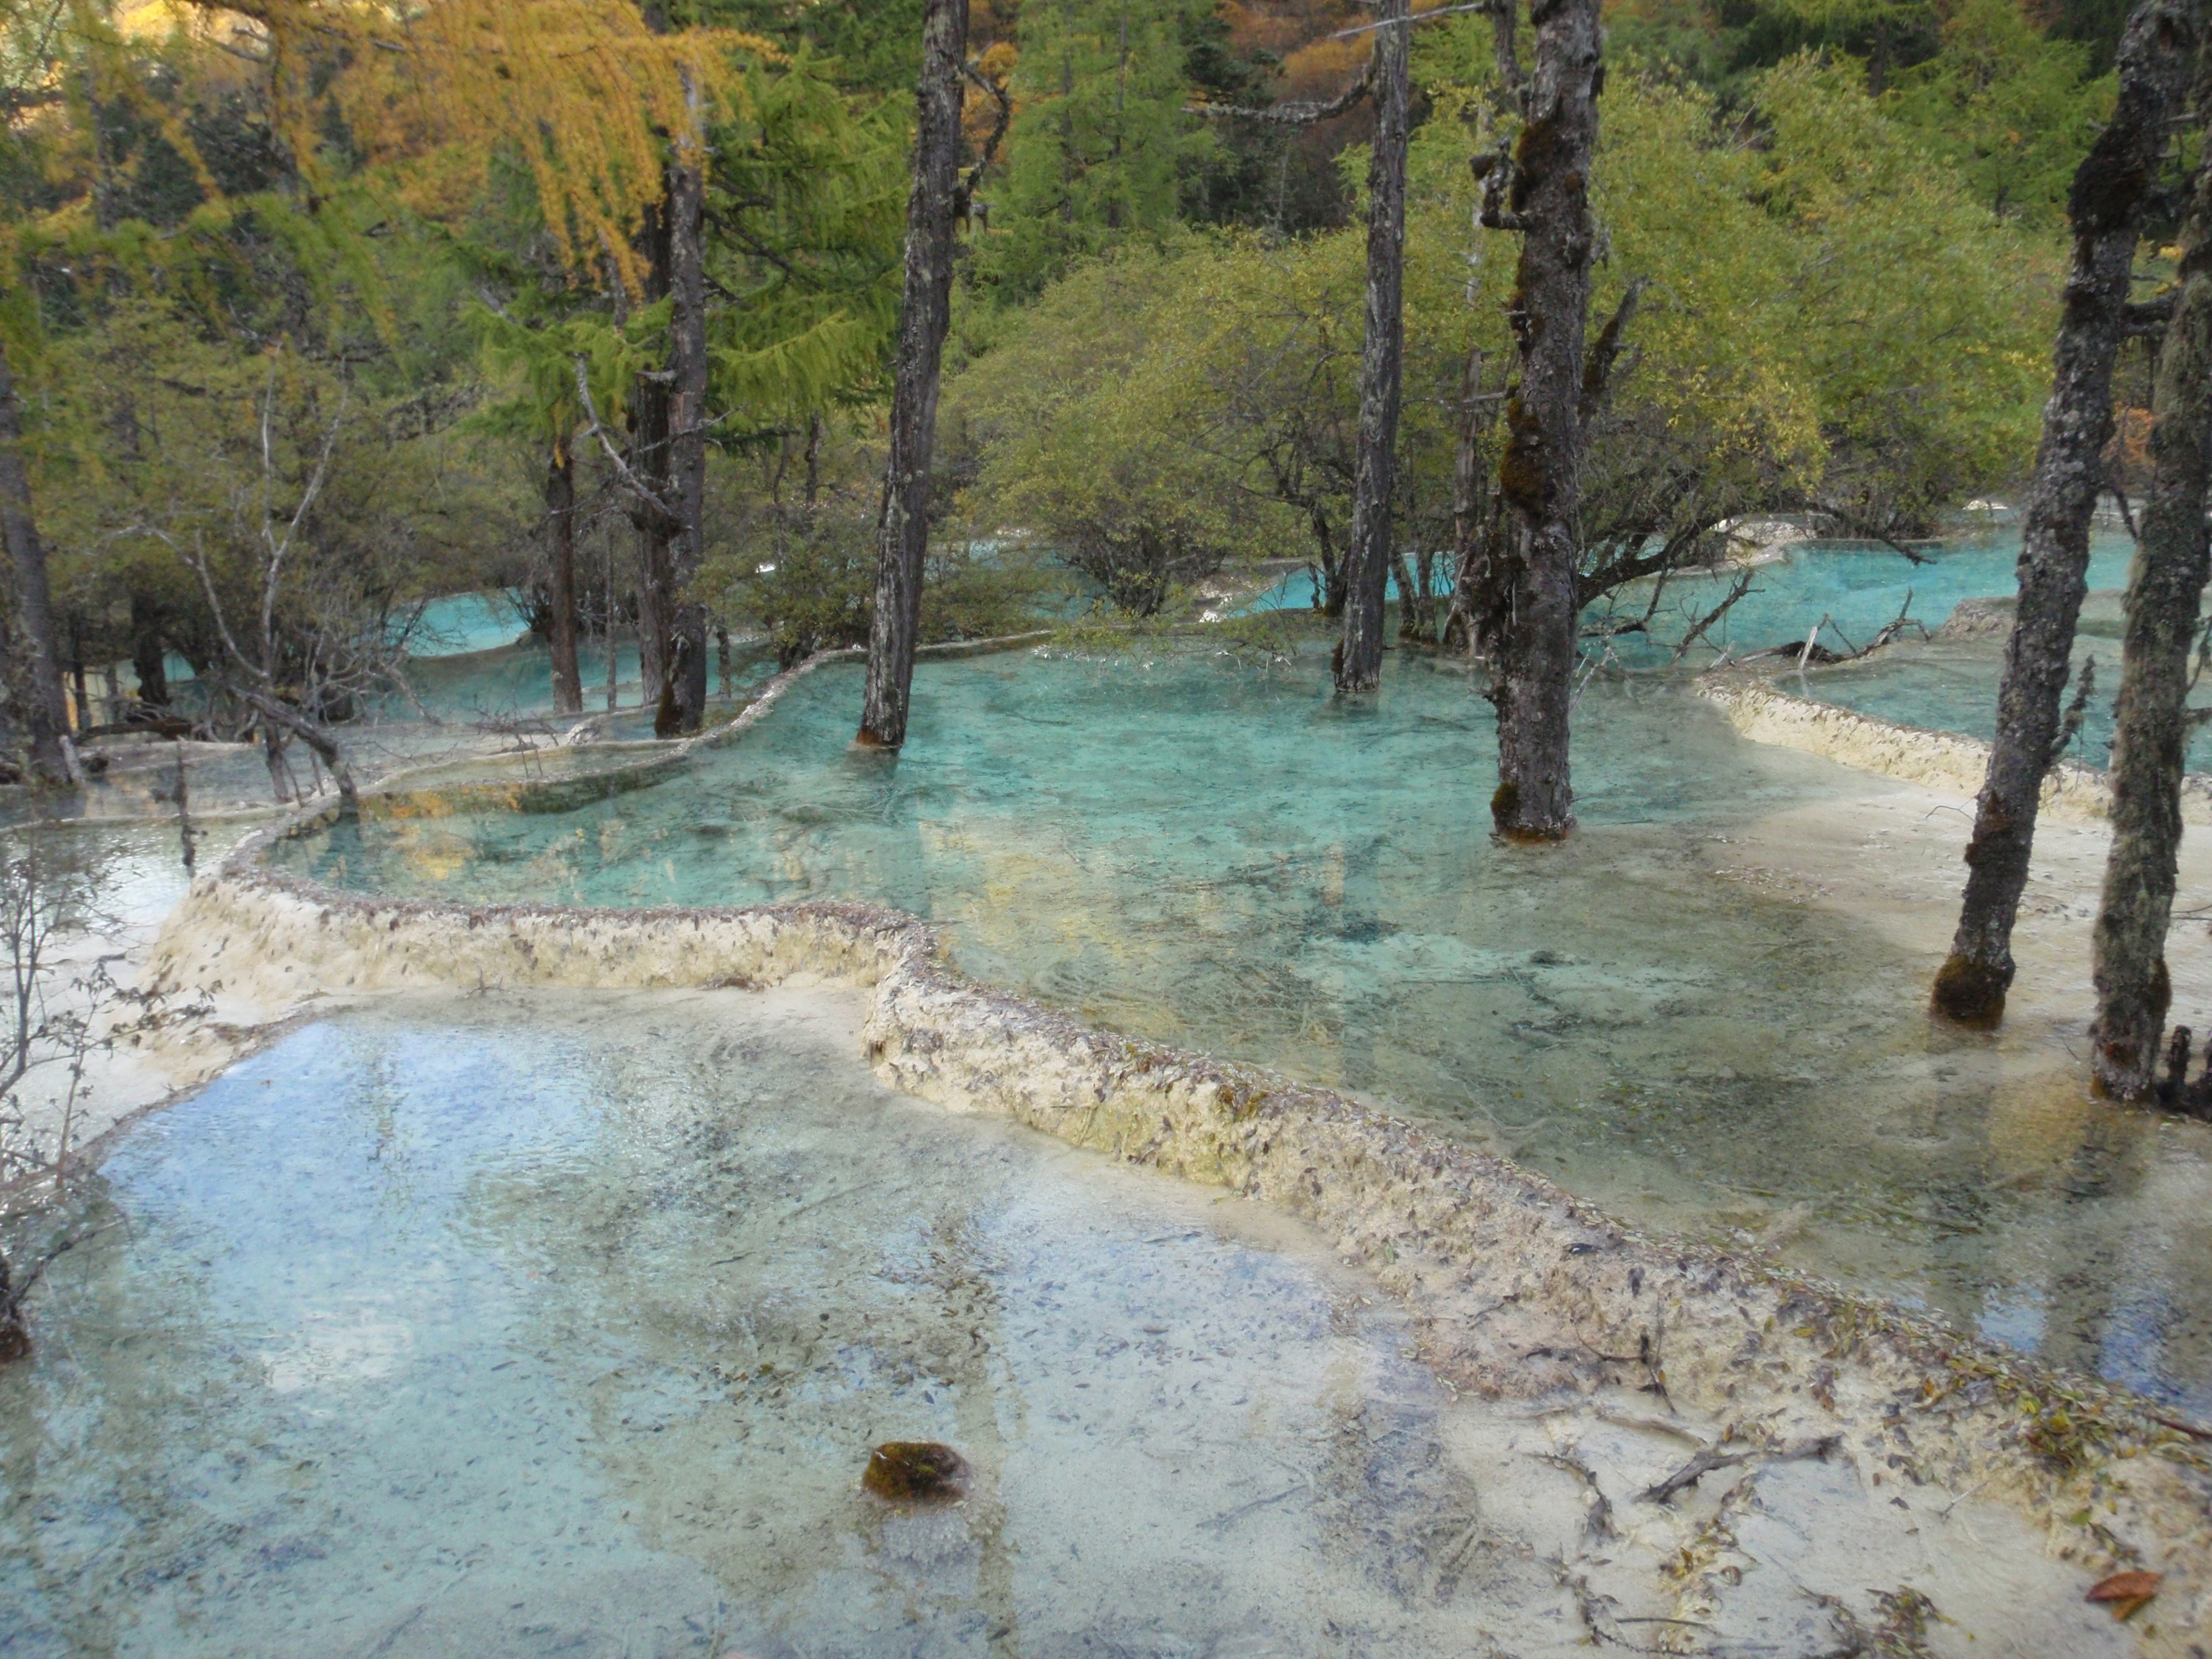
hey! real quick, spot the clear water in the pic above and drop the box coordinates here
[0,991,1601,1657]
[1255,532,2159,763]
[1796,586,2212,769]
[413,591,530,656]
[1252,529,2137,654]
[270,632,2212,1415]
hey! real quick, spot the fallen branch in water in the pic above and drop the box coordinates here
[1638,1432,1841,1504]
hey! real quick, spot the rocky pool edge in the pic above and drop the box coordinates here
[135,796,2212,1653]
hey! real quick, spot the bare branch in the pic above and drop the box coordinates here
[1672,569,1758,666]
[572,357,685,525]
[1330,1,1492,38]
[957,61,1013,218]
[1188,56,1375,126]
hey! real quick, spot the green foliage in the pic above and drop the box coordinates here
[708,497,1064,666]
[705,57,908,433]
[1883,0,2114,224]
[948,237,1308,612]
[710,0,928,95]
[970,0,1216,304]
[953,50,2052,612]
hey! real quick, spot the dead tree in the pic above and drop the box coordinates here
[1334,0,1410,693]
[1932,0,2200,1029]
[857,0,971,749]
[0,338,76,785]
[1473,0,1605,841]
[2090,136,2212,1101]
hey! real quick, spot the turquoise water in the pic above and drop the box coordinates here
[1256,532,2161,763]
[1,992,1584,1656]
[412,591,529,655]
[1254,530,2136,653]
[271,632,2212,1413]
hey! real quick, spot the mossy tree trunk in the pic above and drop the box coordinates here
[0,340,75,785]
[546,442,583,717]
[1333,0,1409,694]
[1932,0,2198,1030]
[2090,144,2212,1101]
[859,0,968,749]
[1477,0,1602,842]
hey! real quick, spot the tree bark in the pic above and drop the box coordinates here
[2090,147,2212,1101]
[1932,0,2198,1029]
[630,191,675,714]
[1478,0,1603,842]
[224,675,358,811]
[130,592,169,708]
[546,443,583,716]
[1446,346,1493,652]
[0,340,75,785]
[657,78,712,739]
[858,0,968,750]
[1334,0,1410,694]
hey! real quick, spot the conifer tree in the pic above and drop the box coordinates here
[977,0,1210,303]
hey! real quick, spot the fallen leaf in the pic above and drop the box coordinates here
[2087,1570,2161,1620]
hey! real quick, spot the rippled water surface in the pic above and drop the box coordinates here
[267,633,2212,1413]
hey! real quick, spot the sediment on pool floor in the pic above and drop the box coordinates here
[137,840,2212,1654]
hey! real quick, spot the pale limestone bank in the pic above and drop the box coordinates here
[1703,673,2212,825]
[140,810,2212,1657]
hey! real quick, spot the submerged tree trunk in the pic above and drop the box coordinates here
[1334,0,1410,694]
[2090,150,2212,1101]
[546,443,583,717]
[1477,0,1603,841]
[857,0,968,750]
[657,84,711,739]
[1932,0,2197,1028]
[0,341,75,785]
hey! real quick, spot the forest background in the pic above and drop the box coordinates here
[0,0,2138,756]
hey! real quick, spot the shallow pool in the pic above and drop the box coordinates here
[267,634,2212,1415]
[2,990,1581,1657]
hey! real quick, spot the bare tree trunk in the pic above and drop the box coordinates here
[1445,347,1493,652]
[658,86,712,739]
[858,0,968,750]
[130,592,169,709]
[1334,0,1410,694]
[226,676,358,810]
[1933,0,2197,1028]
[546,443,583,716]
[605,540,620,712]
[2090,149,2212,1101]
[631,193,675,714]
[1307,503,1344,615]
[1478,0,1603,842]
[0,340,75,785]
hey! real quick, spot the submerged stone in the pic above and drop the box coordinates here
[861,1440,968,1504]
